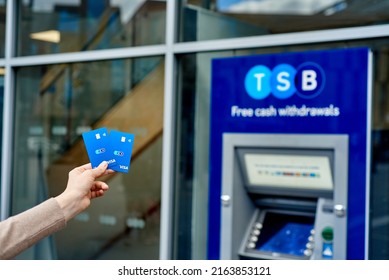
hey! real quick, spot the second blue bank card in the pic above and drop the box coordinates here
[109,130,135,173]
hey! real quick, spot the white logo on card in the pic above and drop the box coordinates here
[121,136,126,142]
[96,133,101,140]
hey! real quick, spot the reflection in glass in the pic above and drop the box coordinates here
[217,0,346,15]
[18,0,166,56]
[13,56,164,259]
[179,0,389,42]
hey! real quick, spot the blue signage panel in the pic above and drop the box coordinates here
[209,48,371,259]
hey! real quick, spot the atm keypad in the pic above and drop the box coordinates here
[246,223,262,249]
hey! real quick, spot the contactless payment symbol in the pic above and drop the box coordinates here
[244,62,325,100]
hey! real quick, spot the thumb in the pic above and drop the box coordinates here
[91,161,109,178]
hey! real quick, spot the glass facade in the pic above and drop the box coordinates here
[0,0,4,217]
[18,0,166,56]
[0,1,5,58]
[0,0,389,260]
[12,57,164,259]
[179,0,389,42]
[0,74,3,193]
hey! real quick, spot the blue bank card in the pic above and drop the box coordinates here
[108,130,135,173]
[82,127,116,169]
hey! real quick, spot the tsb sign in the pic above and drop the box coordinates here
[244,62,325,100]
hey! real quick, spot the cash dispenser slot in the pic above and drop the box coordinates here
[253,197,318,212]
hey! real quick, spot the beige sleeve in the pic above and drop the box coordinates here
[0,198,66,260]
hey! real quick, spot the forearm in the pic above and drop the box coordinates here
[0,198,66,260]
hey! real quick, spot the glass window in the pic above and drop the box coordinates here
[179,0,389,42]
[17,0,166,56]
[12,56,164,259]
[175,39,389,260]
[0,73,3,196]
[0,0,5,58]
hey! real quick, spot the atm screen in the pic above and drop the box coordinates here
[238,148,334,193]
[255,211,314,257]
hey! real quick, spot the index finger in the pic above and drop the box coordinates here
[75,163,93,172]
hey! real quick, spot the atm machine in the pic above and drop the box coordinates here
[220,133,348,260]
